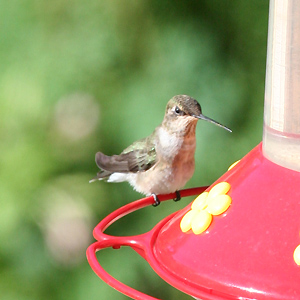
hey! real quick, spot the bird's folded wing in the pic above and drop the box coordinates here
[95,146,156,173]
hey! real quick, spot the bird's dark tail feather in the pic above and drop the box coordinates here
[95,152,132,172]
[89,169,113,183]
[90,151,132,183]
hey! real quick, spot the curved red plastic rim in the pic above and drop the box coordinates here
[86,187,209,300]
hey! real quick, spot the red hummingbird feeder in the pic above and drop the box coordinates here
[87,0,300,299]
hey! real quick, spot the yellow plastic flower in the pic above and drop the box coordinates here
[228,160,240,171]
[180,181,232,235]
[294,245,300,266]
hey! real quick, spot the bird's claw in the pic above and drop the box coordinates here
[152,191,180,206]
[152,194,160,207]
[173,190,181,202]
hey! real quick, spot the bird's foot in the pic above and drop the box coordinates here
[173,190,181,202]
[152,194,160,207]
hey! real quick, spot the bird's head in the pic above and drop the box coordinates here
[164,95,232,132]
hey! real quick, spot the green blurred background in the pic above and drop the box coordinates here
[0,1,269,299]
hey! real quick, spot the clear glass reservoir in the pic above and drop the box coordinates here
[263,0,300,172]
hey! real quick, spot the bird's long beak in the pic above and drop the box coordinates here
[194,114,232,132]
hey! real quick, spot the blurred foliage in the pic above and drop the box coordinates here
[0,0,269,299]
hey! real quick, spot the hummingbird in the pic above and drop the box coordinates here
[90,95,231,206]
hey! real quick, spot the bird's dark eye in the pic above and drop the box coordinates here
[174,106,186,116]
[175,106,181,115]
